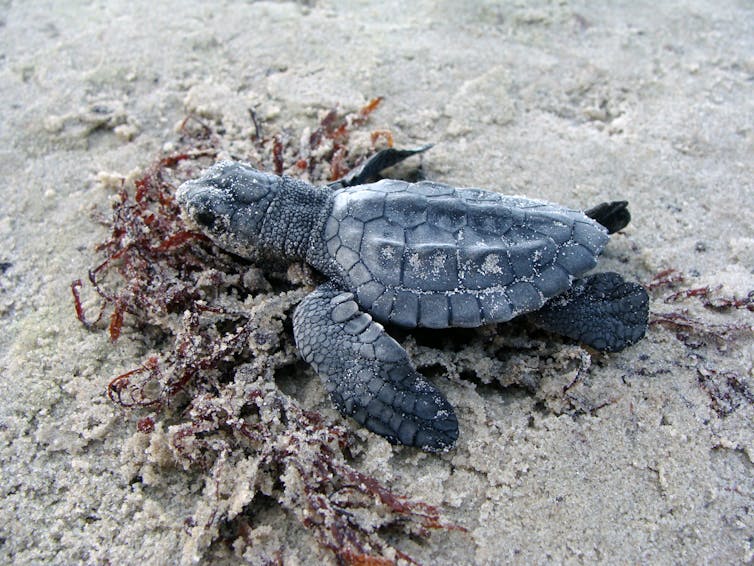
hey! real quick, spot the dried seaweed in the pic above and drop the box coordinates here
[73,100,461,564]
[645,268,754,417]
[646,268,753,347]
[697,367,754,419]
[648,268,754,311]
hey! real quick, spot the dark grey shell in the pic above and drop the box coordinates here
[321,179,609,329]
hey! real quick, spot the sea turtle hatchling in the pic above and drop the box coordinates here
[177,146,649,452]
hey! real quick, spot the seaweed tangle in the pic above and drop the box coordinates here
[646,268,753,347]
[645,268,754,418]
[73,100,461,564]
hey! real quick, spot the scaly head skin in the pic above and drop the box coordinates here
[177,161,329,262]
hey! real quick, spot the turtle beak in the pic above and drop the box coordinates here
[177,179,233,234]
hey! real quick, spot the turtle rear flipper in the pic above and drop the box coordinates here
[293,282,458,451]
[529,272,649,352]
[585,200,631,234]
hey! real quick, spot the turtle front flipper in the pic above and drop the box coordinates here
[293,282,458,451]
[329,144,433,189]
[529,272,649,352]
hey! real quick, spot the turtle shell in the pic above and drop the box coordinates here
[321,179,609,329]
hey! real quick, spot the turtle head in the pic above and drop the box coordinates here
[177,161,281,258]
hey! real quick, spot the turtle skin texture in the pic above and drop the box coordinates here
[177,150,649,452]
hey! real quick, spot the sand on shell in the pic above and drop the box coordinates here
[1,1,752,564]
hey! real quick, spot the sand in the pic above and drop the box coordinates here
[1,1,752,564]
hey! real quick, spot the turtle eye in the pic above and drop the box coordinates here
[195,209,216,229]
